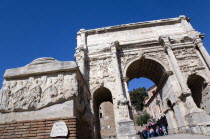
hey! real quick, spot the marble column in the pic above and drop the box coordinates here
[159,36,190,95]
[194,37,210,69]
[110,41,136,139]
[110,41,124,99]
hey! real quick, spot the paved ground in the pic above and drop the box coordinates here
[152,134,210,139]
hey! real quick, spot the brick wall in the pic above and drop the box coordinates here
[0,117,90,139]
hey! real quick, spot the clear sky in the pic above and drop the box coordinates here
[0,0,210,90]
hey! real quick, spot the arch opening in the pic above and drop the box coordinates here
[126,58,165,85]
[125,58,168,129]
[187,74,208,111]
[93,87,116,139]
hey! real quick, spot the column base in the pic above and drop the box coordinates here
[117,119,136,139]
[185,110,210,135]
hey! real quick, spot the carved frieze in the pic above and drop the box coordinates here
[120,53,140,70]
[0,72,78,112]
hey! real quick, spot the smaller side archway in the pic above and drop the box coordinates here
[92,87,116,139]
[187,74,209,113]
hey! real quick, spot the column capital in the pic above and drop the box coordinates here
[159,36,172,50]
[193,37,203,48]
[110,41,119,51]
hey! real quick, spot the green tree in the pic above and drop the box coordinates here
[129,87,148,111]
[136,111,150,126]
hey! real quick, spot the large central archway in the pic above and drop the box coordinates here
[125,57,166,86]
[124,57,173,129]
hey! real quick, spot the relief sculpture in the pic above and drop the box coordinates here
[0,72,78,112]
[0,82,11,111]
[89,58,115,85]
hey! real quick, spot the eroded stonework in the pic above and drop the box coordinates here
[0,58,78,112]
[0,72,77,112]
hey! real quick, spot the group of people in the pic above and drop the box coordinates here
[138,125,167,139]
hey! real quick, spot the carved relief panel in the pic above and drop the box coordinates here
[0,72,78,112]
[89,58,116,86]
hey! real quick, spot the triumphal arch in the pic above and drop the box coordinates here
[0,16,210,139]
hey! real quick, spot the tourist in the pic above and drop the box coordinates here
[150,128,154,137]
[162,125,167,135]
[142,128,148,139]
[146,126,150,138]
[156,126,160,136]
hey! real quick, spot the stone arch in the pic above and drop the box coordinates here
[124,56,179,129]
[187,73,208,110]
[92,87,116,139]
[122,55,169,78]
[124,56,167,86]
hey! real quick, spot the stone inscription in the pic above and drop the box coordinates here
[50,121,68,137]
[87,23,185,46]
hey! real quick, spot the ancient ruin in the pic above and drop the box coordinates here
[0,15,210,139]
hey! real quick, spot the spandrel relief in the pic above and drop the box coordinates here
[0,72,78,112]
[121,50,168,72]
[144,51,169,67]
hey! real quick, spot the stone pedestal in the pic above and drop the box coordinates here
[117,120,136,139]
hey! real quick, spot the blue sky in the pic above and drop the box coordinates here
[0,0,210,90]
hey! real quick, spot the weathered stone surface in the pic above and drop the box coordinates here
[50,121,68,137]
[0,100,74,123]
[0,58,79,112]
[117,120,136,139]
[4,57,77,79]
